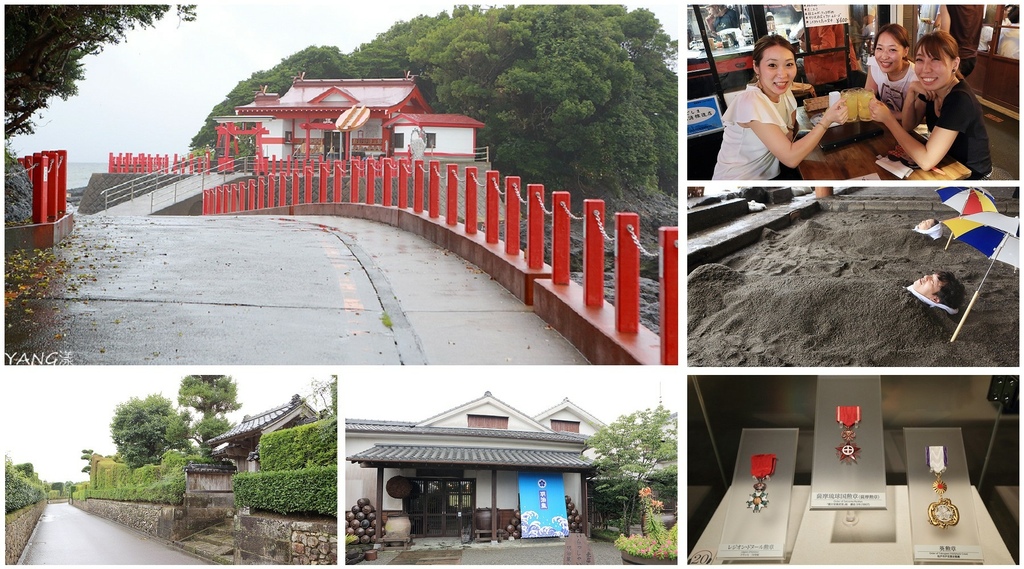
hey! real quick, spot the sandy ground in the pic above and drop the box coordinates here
[688,210,1019,367]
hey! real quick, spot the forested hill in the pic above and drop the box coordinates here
[190,4,677,198]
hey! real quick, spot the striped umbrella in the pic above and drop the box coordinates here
[935,187,998,250]
[942,212,1019,342]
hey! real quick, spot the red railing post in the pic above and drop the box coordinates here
[45,151,59,221]
[334,161,343,203]
[659,227,679,365]
[526,184,545,269]
[257,177,265,209]
[504,176,521,256]
[32,153,47,224]
[267,175,276,208]
[383,158,394,207]
[365,158,376,205]
[399,159,410,210]
[446,163,458,225]
[583,199,605,306]
[249,179,257,210]
[552,191,571,284]
[464,167,478,235]
[57,149,67,218]
[303,168,312,205]
[615,212,640,334]
[108,152,115,173]
[350,159,361,203]
[485,170,500,244]
[413,159,425,214]
[428,160,441,219]
[292,172,300,207]
[213,186,220,214]
[278,172,286,207]
[315,162,325,203]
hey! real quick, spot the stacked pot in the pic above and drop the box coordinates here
[507,510,522,539]
[345,498,378,544]
[565,495,583,533]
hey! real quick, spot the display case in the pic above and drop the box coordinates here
[687,375,1018,564]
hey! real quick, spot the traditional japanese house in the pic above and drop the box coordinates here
[207,394,318,473]
[226,75,484,164]
[346,392,603,542]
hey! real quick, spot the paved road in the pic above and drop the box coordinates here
[5,214,585,364]
[18,502,208,565]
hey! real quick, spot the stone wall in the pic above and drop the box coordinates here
[72,497,233,542]
[5,500,46,565]
[235,512,338,565]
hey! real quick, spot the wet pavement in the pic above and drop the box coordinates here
[18,502,209,565]
[5,214,586,365]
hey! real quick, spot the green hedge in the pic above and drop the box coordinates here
[234,465,336,516]
[85,470,186,505]
[5,465,45,513]
[259,419,337,472]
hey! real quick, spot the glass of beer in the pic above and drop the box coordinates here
[841,89,858,122]
[858,89,874,121]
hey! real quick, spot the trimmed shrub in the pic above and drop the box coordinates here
[234,465,337,516]
[85,470,186,505]
[5,459,45,513]
[259,419,337,472]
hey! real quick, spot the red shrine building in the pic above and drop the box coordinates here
[222,76,485,165]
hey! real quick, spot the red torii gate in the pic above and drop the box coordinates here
[215,122,270,173]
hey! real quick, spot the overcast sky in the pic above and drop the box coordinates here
[342,373,682,426]
[2,369,335,484]
[9,3,679,164]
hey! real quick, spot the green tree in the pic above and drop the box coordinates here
[168,375,240,455]
[4,5,197,136]
[80,449,94,473]
[587,405,677,530]
[110,394,179,469]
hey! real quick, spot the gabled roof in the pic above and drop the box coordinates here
[348,444,594,472]
[235,77,433,115]
[533,397,606,430]
[416,391,551,433]
[384,113,485,129]
[345,418,588,444]
[207,394,316,445]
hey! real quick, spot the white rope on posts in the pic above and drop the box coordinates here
[627,224,659,258]
[594,210,614,242]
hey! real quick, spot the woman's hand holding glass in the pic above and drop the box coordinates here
[868,98,894,124]
[822,99,849,126]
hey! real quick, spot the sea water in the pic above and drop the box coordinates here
[64,162,108,189]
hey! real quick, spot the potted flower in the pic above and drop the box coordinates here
[615,487,677,565]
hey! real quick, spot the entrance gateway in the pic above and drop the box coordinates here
[406,478,474,538]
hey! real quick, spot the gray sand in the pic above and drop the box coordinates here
[688,211,1019,367]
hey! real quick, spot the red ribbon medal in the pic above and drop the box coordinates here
[746,454,776,513]
[836,406,861,463]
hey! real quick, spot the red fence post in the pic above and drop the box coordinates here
[583,200,605,306]
[278,172,286,207]
[464,167,478,235]
[32,153,47,224]
[57,149,67,218]
[413,159,425,214]
[257,177,265,209]
[504,176,521,256]
[315,162,325,203]
[445,163,458,225]
[292,172,300,207]
[659,227,679,365]
[333,161,343,203]
[526,184,545,269]
[249,179,257,211]
[267,175,276,208]
[108,152,115,173]
[365,158,376,205]
[485,170,499,244]
[45,151,59,221]
[615,212,640,334]
[350,160,361,203]
[428,160,441,219]
[552,191,571,284]
[303,168,312,205]
[382,158,394,207]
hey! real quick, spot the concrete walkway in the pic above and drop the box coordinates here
[18,503,209,565]
[357,537,626,565]
[4,214,585,365]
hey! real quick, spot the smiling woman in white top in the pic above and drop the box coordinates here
[865,23,917,124]
[713,34,849,180]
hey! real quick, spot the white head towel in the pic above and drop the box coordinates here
[906,285,958,315]
[913,223,943,240]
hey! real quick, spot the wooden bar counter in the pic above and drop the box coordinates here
[796,108,971,181]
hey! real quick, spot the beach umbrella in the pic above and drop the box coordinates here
[942,213,1019,342]
[935,187,998,249]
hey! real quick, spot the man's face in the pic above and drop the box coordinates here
[917,219,937,230]
[913,273,944,302]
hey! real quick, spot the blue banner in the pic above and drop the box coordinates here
[517,472,569,538]
[687,96,724,138]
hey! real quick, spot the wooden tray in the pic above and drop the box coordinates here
[803,96,829,113]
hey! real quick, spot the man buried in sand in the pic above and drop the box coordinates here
[907,271,965,314]
[914,218,943,239]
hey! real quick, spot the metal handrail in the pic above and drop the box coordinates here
[100,156,248,213]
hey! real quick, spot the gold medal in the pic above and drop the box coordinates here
[926,446,959,529]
